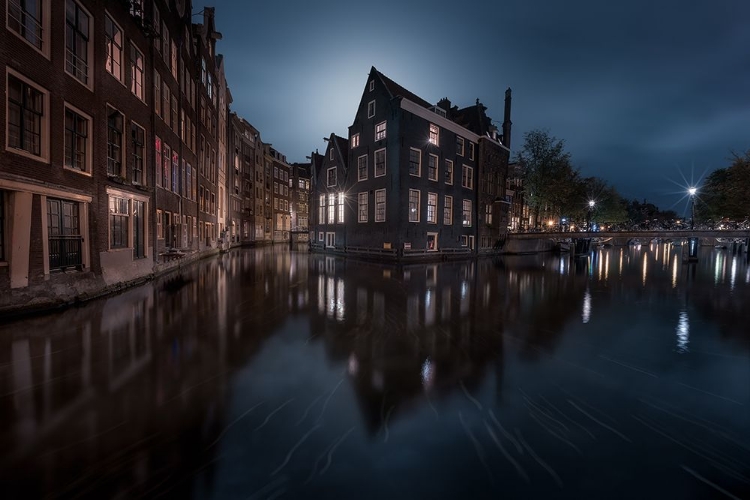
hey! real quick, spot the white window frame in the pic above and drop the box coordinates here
[428,154,438,181]
[456,136,464,156]
[318,231,324,241]
[444,195,453,225]
[327,167,337,187]
[369,80,374,91]
[427,232,438,252]
[429,123,439,145]
[351,133,360,148]
[63,102,92,176]
[104,12,123,83]
[374,148,386,177]
[462,199,472,227]
[409,148,421,177]
[469,141,475,160]
[64,0,93,89]
[427,192,437,224]
[326,232,335,248]
[408,189,420,223]
[106,104,125,177]
[7,0,51,57]
[367,100,375,118]
[357,154,368,181]
[5,68,50,163]
[462,165,474,190]
[337,193,345,223]
[130,43,145,101]
[445,159,454,185]
[375,121,386,141]
[375,189,386,222]
[327,193,335,224]
[358,192,368,223]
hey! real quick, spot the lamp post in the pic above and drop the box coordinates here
[688,187,696,230]
[588,200,595,232]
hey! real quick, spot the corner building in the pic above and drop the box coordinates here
[310,66,512,259]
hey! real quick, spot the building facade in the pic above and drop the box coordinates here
[310,67,512,259]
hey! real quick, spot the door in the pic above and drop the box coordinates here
[47,198,82,270]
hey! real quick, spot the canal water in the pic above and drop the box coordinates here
[1,244,748,499]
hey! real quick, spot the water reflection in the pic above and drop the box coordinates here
[0,245,748,498]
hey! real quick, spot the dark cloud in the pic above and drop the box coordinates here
[211,0,750,209]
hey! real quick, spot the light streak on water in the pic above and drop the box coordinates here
[730,257,737,291]
[642,253,648,286]
[671,255,679,288]
[676,311,689,353]
[582,289,592,324]
[604,251,610,281]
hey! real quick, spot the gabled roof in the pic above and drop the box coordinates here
[332,134,349,167]
[454,102,493,137]
[374,67,432,109]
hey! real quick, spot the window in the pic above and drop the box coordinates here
[409,148,421,176]
[358,192,368,223]
[155,136,162,187]
[463,199,472,227]
[318,231,324,242]
[107,107,123,176]
[109,197,128,249]
[154,71,161,117]
[171,40,177,79]
[329,148,333,160]
[130,0,144,19]
[461,235,468,247]
[327,167,337,187]
[327,193,335,224]
[485,204,493,226]
[319,195,325,224]
[7,73,45,158]
[429,124,439,145]
[172,150,179,193]
[163,144,171,190]
[427,233,437,252]
[130,44,144,100]
[369,80,374,91]
[47,198,82,270]
[171,94,178,132]
[408,189,420,222]
[375,121,386,141]
[427,193,437,224]
[375,189,386,222]
[367,100,375,118]
[338,193,345,223]
[428,154,438,181]
[374,148,386,177]
[444,195,453,225]
[351,133,359,148]
[156,209,163,238]
[104,15,123,81]
[162,22,169,66]
[456,136,464,156]
[445,159,453,185]
[64,105,89,172]
[65,0,90,85]
[469,142,475,160]
[357,155,368,181]
[163,84,171,127]
[8,0,45,51]
[152,4,160,52]
[462,165,474,189]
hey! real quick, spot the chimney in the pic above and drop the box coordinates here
[502,88,512,149]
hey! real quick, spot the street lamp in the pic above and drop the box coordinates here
[688,187,696,230]
[588,200,595,232]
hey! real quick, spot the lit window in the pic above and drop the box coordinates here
[64,106,89,172]
[319,195,325,224]
[427,193,437,224]
[462,165,473,189]
[65,0,90,85]
[130,44,144,100]
[408,189,420,222]
[428,154,438,181]
[375,189,386,222]
[328,193,335,224]
[375,121,386,141]
[456,136,464,156]
[485,204,493,226]
[358,192,368,223]
[462,199,472,227]
[358,155,368,181]
[409,148,421,176]
[104,15,123,81]
[351,133,360,148]
[106,107,123,176]
[337,193,344,223]
[444,196,453,225]
[429,124,439,145]
[374,148,386,177]
[367,100,375,118]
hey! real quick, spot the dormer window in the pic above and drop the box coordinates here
[367,100,375,118]
[369,80,374,91]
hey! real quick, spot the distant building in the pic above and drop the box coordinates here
[267,146,290,243]
[290,162,311,236]
[310,66,512,259]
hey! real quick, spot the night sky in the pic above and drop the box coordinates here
[210,0,749,212]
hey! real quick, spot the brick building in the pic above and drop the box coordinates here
[310,66,512,259]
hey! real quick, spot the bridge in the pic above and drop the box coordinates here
[504,230,750,262]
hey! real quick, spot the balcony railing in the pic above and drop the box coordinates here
[49,236,83,271]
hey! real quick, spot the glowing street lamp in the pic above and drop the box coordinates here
[587,200,595,232]
[688,187,697,230]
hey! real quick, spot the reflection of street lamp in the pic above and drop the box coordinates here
[588,200,595,232]
[688,187,696,230]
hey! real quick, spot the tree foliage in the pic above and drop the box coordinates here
[696,151,750,220]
